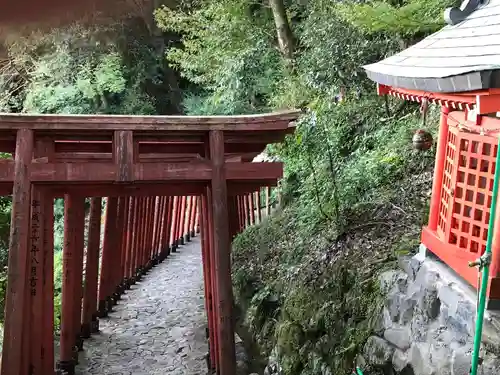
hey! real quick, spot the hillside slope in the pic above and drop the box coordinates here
[153,1,454,373]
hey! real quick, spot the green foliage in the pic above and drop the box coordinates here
[53,252,63,330]
[232,97,437,374]
[156,0,285,114]
[336,0,458,37]
[294,2,396,95]
[0,170,13,326]
[1,23,159,115]
[156,0,448,373]
[54,198,65,253]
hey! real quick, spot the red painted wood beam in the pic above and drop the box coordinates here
[243,195,249,228]
[114,196,126,298]
[249,193,255,226]
[58,194,85,375]
[1,129,33,375]
[145,196,152,265]
[0,138,284,156]
[189,196,197,237]
[185,196,192,241]
[142,197,150,267]
[163,196,171,254]
[159,196,165,253]
[0,161,282,182]
[82,198,102,338]
[24,130,55,375]
[157,197,166,258]
[204,134,219,373]
[192,199,201,235]
[28,187,45,375]
[71,195,86,357]
[147,196,156,264]
[33,134,56,375]
[174,196,182,246]
[178,196,187,243]
[130,197,140,281]
[0,110,300,131]
[143,196,150,267]
[49,182,207,198]
[155,196,163,258]
[240,196,246,232]
[146,197,155,265]
[98,197,118,317]
[185,196,191,238]
[256,190,262,223]
[148,196,154,261]
[171,197,179,249]
[114,131,134,182]
[164,196,173,253]
[42,192,55,375]
[123,196,133,282]
[55,152,203,163]
[149,197,155,262]
[201,193,216,371]
[48,141,272,156]
[207,186,219,372]
[146,196,152,265]
[140,197,148,269]
[29,162,212,182]
[153,197,161,259]
[134,197,143,274]
[160,197,168,255]
[235,195,241,233]
[227,196,237,240]
[0,182,274,201]
[137,198,145,271]
[209,130,236,375]
[153,197,163,260]
[122,197,130,280]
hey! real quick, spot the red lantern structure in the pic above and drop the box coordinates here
[364,0,500,308]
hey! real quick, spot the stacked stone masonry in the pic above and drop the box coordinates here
[362,253,500,375]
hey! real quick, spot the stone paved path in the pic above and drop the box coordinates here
[76,237,208,375]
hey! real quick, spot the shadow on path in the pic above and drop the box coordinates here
[76,237,208,375]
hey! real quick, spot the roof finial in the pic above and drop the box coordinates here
[444,0,486,25]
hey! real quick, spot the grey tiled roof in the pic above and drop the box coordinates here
[364,0,500,92]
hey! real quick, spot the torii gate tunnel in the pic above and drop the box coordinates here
[0,110,300,375]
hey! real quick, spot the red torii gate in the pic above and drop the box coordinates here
[0,110,299,375]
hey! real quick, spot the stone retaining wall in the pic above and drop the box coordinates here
[361,251,500,375]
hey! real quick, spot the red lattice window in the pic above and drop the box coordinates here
[437,129,457,239]
[444,130,497,255]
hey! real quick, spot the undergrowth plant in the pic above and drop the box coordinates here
[154,0,449,373]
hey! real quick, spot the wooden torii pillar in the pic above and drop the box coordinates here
[2,129,33,375]
[209,130,236,374]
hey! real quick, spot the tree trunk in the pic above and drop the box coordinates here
[269,0,295,60]
[142,0,183,114]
